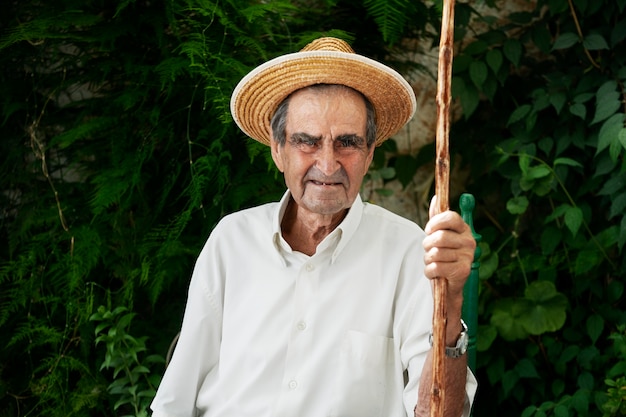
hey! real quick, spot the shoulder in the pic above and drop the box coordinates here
[214,201,278,231]
[200,201,280,253]
[361,201,425,237]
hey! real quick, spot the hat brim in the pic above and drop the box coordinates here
[230,50,416,146]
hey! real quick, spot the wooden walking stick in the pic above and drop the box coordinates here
[430,0,456,416]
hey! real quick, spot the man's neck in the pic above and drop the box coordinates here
[280,198,347,256]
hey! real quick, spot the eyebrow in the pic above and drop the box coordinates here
[336,134,366,147]
[289,133,366,146]
[289,133,322,144]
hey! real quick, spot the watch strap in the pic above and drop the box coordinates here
[429,319,469,358]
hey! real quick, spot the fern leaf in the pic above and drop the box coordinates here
[363,0,411,44]
[49,116,117,149]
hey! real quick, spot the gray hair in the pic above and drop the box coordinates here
[270,84,377,148]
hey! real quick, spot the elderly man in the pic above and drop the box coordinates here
[151,37,477,417]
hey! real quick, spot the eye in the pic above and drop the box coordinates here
[289,134,321,151]
[301,137,319,147]
[336,135,365,149]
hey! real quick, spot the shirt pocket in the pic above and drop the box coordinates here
[330,330,395,417]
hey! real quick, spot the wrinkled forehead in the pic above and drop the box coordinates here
[285,87,368,135]
[283,84,368,110]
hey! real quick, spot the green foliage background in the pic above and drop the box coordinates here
[0,0,625,416]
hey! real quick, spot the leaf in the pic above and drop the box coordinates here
[594,152,617,177]
[459,82,480,118]
[49,117,118,149]
[597,80,619,96]
[552,379,565,396]
[578,372,595,391]
[482,76,498,101]
[516,358,540,379]
[538,137,554,155]
[478,242,498,280]
[507,196,529,214]
[502,369,519,397]
[569,103,587,119]
[464,40,489,55]
[476,324,498,351]
[578,346,601,369]
[363,0,410,44]
[611,18,626,45]
[503,39,523,67]
[564,205,584,236]
[532,88,551,112]
[132,365,151,374]
[549,92,567,114]
[619,127,626,149]
[559,345,580,364]
[571,387,590,413]
[607,280,625,303]
[574,248,603,275]
[113,397,133,411]
[491,299,532,340]
[587,314,604,344]
[522,406,539,417]
[540,226,562,255]
[507,104,532,126]
[597,113,625,156]
[554,405,569,417]
[573,92,595,103]
[610,135,623,162]
[532,24,553,53]
[378,167,396,180]
[609,191,626,219]
[374,188,394,197]
[486,49,503,73]
[518,281,568,335]
[525,165,551,180]
[583,33,609,50]
[469,60,488,88]
[553,32,579,49]
[592,84,620,124]
[595,226,619,249]
[553,157,583,168]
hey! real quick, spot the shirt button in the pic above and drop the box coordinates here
[288,380,298,390]
[305,263,314,272]
[296,321,307,331]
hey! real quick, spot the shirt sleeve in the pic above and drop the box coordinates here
[400,296,478,416]
[395,246,477,417]
[150,237,224,417]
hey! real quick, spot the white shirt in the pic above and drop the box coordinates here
[151,191,477,417]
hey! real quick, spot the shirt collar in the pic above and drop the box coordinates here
[271,190,364,264]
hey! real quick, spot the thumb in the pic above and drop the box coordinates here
[429,195,438,219]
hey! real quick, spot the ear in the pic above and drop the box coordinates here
[270,137,284,173]
[366,144,375,166]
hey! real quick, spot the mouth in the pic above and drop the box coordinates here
[310,180,342,186]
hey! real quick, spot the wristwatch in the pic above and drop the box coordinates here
[429,319,469,359]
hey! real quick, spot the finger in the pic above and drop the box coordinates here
[423,248,473,280]
[425,211,469,236]
[424,245,464,264]
[424,262,471,294]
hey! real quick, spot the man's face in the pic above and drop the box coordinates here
[270,86,375,217]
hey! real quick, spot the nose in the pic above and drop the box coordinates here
[315,140,341,176]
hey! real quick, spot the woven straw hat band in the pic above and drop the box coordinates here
[230,37,416,146]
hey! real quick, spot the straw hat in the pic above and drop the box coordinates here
[230,37,417,147]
